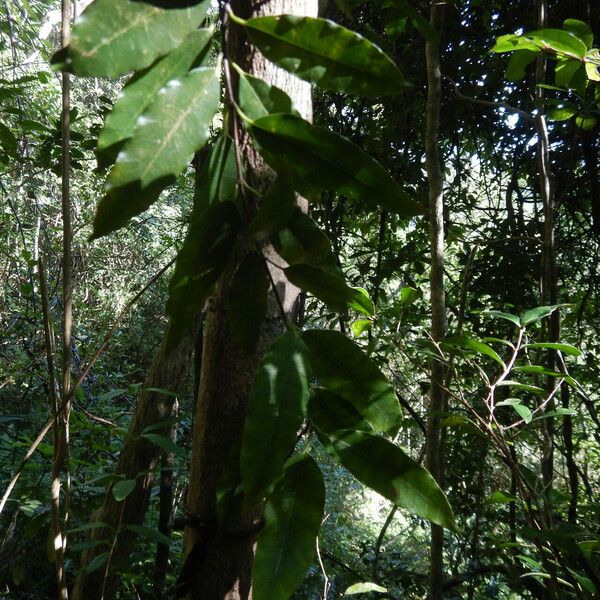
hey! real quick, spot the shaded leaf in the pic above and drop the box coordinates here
[443,335,505,366]
[112,479,137,501]
[241,332,310,507]
[234,13,409,96]
[351,318,372,337]
[126,524,171,546]
[302,329,402,435]
[505,49,537,81]
[92,67,220,238]
[308,388,373,434]
[141,432,185,457]
[525,342,581,357]
[249,113,423,217]
[249,177,298,240]
[253,455,325,600]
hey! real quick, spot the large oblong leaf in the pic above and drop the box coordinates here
[308,389,373,434]
[96,28,213,168]
[253,454,325,600]
[165,201,241,352]
[249,113,423,217]
[92,67,220,238]
[301,329,402,435]
[58,0,209,78]
[234,13,409,96]
[241,332,310,507]
[320,429,456,530]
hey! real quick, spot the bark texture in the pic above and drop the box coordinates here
[182,2,317,599]
[71,326,196,600]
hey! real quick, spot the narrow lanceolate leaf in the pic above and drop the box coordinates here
[92,67,220,238]
[56,0,210,77]
[96,28,213,168]
[302,329,402,435]
[166,202,241,352]
[249,114,423,217]
[228,252,269,353]
[442,335,505,367]
[235,66,298,120]
[253,455,325,600]
[308,389,373,434]
[233,13,409,96]
[320,429,457,530]
[241,332,310,507]
[525,342,582,357]
[285,263,375,316]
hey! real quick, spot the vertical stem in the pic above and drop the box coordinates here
[425,3,446,599]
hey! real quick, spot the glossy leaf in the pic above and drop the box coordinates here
[308,389,373,434]
[234,13,409,96]
[520,305,558,326]
[112,479,136,501]
[241,332,310,507]
[443,335,505,367]
[228,252,269,353]
[56,0,209,77]
[320,429,457,530]
[253,455,325,600]
[492,29,587,59]
[482,310,521,327]
[249,113,423,217]
[235,65,298,120]
[166,201,241,352]
[564,19,593,50]
[351,319,372,337]
[194,135,239,212]
[525,342,581,357]
[302,329,402,434]
[505,50,537,81]
[285,263,374,316]
[96,28,213,168]
[92,67,220,238]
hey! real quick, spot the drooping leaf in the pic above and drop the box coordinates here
[125,524,171,546]
[249,113,423,217]
[141,432,185,457]
[253,455,325,600]
[112,479,137,501]
[308,389,373,434]
[166,201,241,352]
[285,264,374,316]
[54,0,210,77]
[505,50,537,81]
[249,177,298,240]
[344,582,388,595]
[241,332,310,507]
[442,335,505,367]
[228,252,269,353]
[194,134,239,212]
[301,329,402,435]
[232,13,409,96]
[235,65,298,120]
[482,310,521,327]
[92,67,220,238]
[320,429,456,530]
[96,28,213,168]
[525,342,581,357]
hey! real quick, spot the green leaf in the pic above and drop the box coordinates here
[525,342,581,357]
[55,0,210,77]
[520,305,558,326]
[585,49,600,82]
[308,388,373,434]
[487,490,518,504]
[112,479,137,501]
[234,13,409,96]
[96,28,213,168]
[235,65,298,120]
[84,552,108,574]
[512,403,533,423]
[68,521,112,534]
[505,50,538,81]
[491,34,539,54]
[320,429,456,530]
[253,455,325,600]
[524,29,588,59]
[92,66,220,238]
[497,380,545,394]
[443,335,505,366]
[547,107,577,121]
[344,582,388,595]
[285,264,374,316]
[301,329,402,435]
[575,114,598,131]
[166,201,241,352]
[249,177,298,240]
[194,135,239,212]
[141,432,185,457]
[274,208,339,270]
[563,19,593,50]
[481,310,521,327]
[228,252,269,354]
[0,121,18,157]
[216,441,244,523]
[125,524,171,546]
[351,319,372,337]
[555,59,584,89]
[241,332,310,507]
[387,0,438,44]
[399,285,420,308]
[249,113,423,217]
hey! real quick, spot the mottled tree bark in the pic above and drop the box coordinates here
[72,326,196,600]
[182,2,317,599]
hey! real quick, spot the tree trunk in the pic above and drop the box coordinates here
[71,325,197,599]
[181,2,316,599]
[425,3,446,599]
